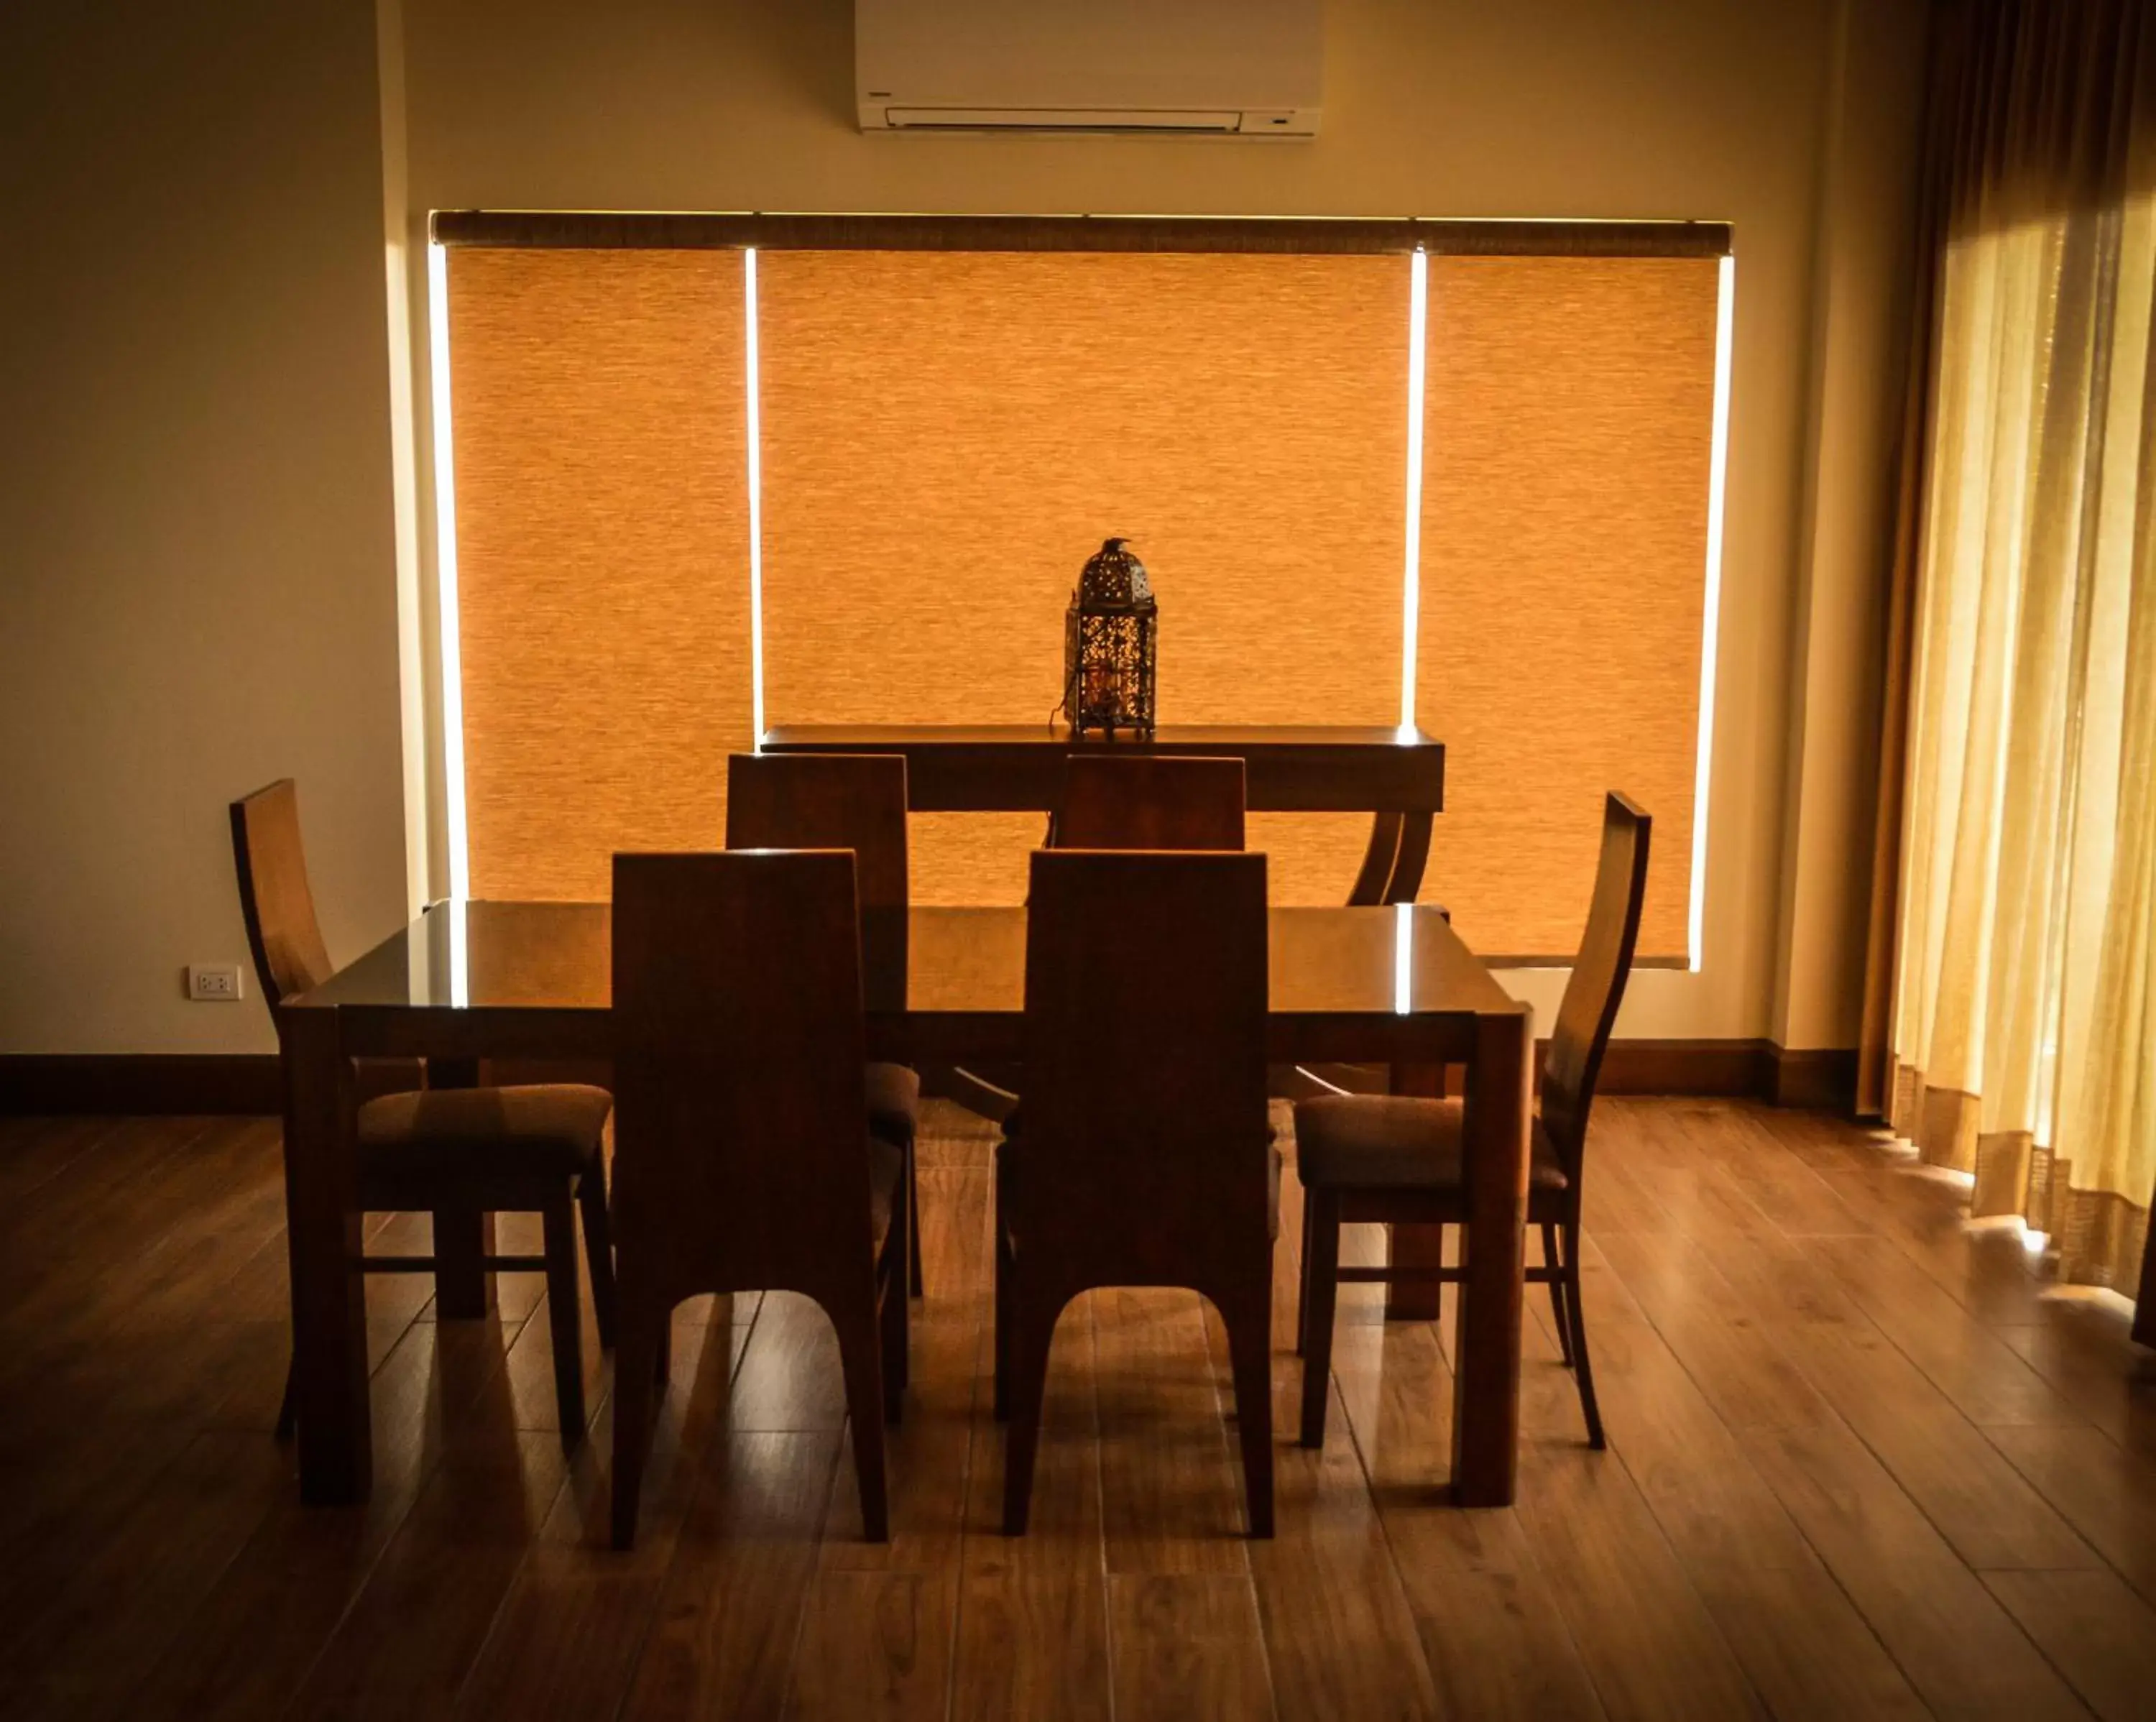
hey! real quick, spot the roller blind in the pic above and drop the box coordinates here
[1416,256,1720,959]
[446,249,753,900]
[755,250,1410,905]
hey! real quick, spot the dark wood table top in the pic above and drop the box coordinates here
[757,724,1445,814]
[297,900,1519,1064]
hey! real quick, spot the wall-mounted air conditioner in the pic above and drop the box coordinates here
[856,0,1322,137]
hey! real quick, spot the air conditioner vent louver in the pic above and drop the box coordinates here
[857,0,1321,138]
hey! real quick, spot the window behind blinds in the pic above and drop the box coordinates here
[755,249,1411,905]
[440,230,1723,949]
[446,249,754,900]
[1416,256,1720,959]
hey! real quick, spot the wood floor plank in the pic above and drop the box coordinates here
[1769,1316,2101,1572]
[1744,1418,2089,1718]
[281,1432,571,1721]
[452,1308,756,1721]
[1248,1379,1442,1722]
[1107,1575,1276,1722]
[728,1290,849,1432]
[1096,1286,1253,1569]
[1984,1421,2156,1603]
[954,1295,1111,1722]
[789,1570,958,1721]
[1591,1230,1835,1432]
[1998,1309,2156,1458]
[3,1102,2148,1721]
[1984,1567,2156,1722]
[1817,1234,2092,1428]
[617,1432,842,1722]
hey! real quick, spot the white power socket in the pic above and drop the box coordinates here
[188,963,244,1003]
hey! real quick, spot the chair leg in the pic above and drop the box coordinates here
[831,1287,891,1542]
[611,1299,658,1550]
[1001,1292,1061,1536]
[579,1164,617,1350]
[1542,1221,1573,1367]
[881,1199,911,1423]
[1295,1182,1314,1358]
[1299,1189,1341,1448]
[275,1355,298,1440]
[905,1135,925,1299]
[1222,1284,1275,1538]
[993,1153,1013,1422]
[1561,1223,1605,1450]
[541,1195,587,1447]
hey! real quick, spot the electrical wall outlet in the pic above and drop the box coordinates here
[188,963,244,1003]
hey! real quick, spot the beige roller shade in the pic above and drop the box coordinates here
[755,250,1410,905]
[446,249,753,900]
[1416,256,1718,959]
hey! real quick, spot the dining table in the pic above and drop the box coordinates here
[759,723,1446,906]
[279,898,1531,1510]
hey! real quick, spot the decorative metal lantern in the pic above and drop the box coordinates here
[1060,537,1158,737]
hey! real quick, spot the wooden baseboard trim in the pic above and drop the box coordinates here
[1587,1038,1772,1098]
[1765,1046,1859,1112]
[0,1054,282,1116]
[2,1039,1863,1118]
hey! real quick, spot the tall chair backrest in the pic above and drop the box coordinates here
[1539,793,1651,1179]
[724,753,910,911]
[610,850,875,1307]
[726,751,910,1002]
[230,779,333,1016]
[1054,755,1246,851]
[1016,849,1270,1289]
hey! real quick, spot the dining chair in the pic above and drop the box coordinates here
[952,755,1250,1127]
[609,849,909,1548]
[725,751,925,1297]
[995,849,1275,1537]
[1291,793,1649,1451]
[1054,753,1247,850]
[231,779,616,1447]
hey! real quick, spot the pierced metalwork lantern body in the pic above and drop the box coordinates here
[1061,537,1158,737]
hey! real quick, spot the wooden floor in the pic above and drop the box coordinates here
[0,1099,2152,1720]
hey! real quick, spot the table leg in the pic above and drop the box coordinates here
[1349,812,1404,906]
[1386,1060,1446,1320]
[425,1056,496,1318]
[1451,1008,1531,1507]
[282,1007,372,1504]
[1384,811,1434,903]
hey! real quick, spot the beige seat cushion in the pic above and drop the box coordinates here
[866,1062,921,1148]
[357,1083,612,1184]
[1293,1094,1568,1194]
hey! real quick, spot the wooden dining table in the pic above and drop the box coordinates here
[280,899,1531,1511]
[760,723,1447,905]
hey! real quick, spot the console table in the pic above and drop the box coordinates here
[758,724,1445,905]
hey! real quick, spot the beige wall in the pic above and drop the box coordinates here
[402,0,1926,1046]
[0,1,407,1055]
[0,0,1925,1056]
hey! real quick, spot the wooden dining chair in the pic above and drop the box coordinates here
[231,779,616,1447]
[950,754,1251,1126]
[1054,753,1247,850]
[609,849,909,1548]
[995,849,1275,1537]
[1291,793,1649,1452]
[726,751,925,1297]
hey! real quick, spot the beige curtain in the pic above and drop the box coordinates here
[1888,1,2156,1294]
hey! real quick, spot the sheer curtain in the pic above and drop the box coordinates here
[1884,0,2156,1294]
